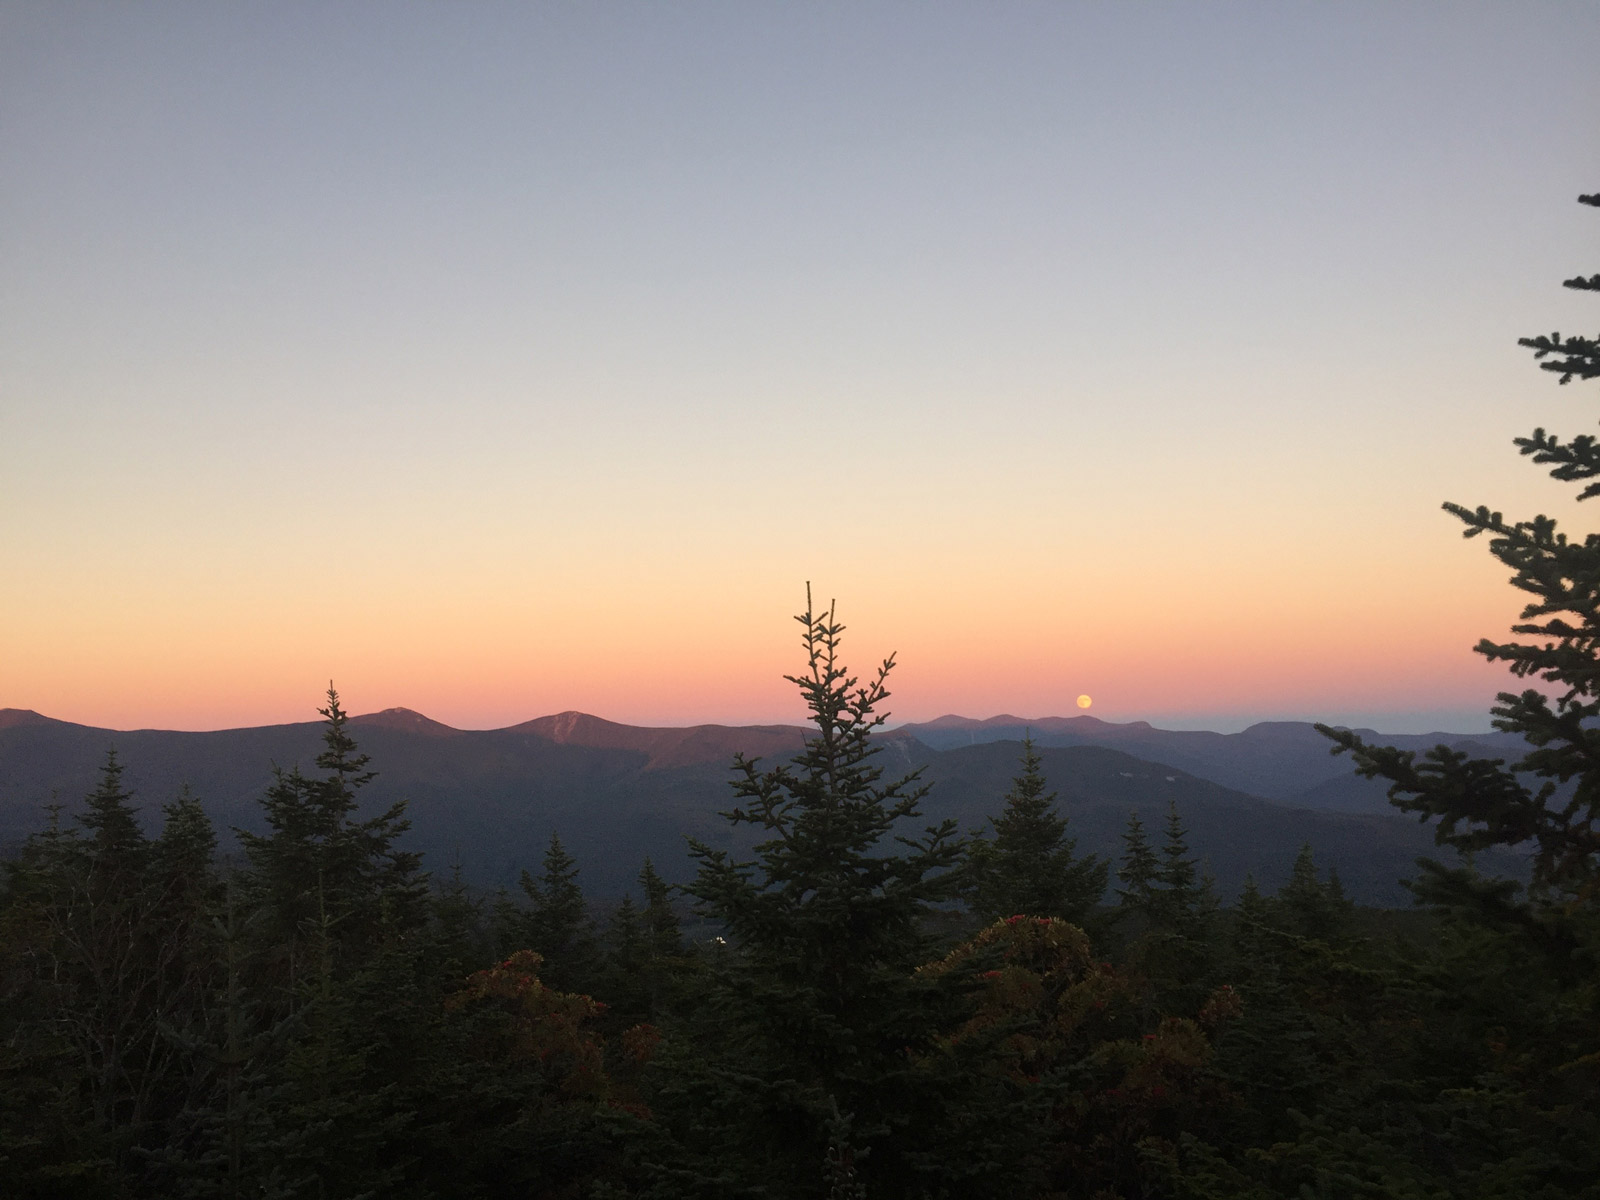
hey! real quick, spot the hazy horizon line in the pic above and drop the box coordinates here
[2,702,1504,739]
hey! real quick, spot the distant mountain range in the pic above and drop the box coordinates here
[896,714,1528,812]
[0,707,1528,906]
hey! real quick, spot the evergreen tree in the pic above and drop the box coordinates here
[1229,875,1272,970]
[0,754,213,1189]
[1275,843,1352,942]
[64,754,169,1144]
[237,686,426,978]
[638,857,681,960]
[607,894,645,965]
[518,832,598,993]
[1116,810,1159,915]
[1320,193,1600,902]
[676,589,964,1194]
[308,686,427,936]
[1131,802,1217,1008]
[79,750,147,870]
[635,857,683,1024]
[598,866,689,1027]
[155,873,295,1200]
[966,735,1107,926]
[0,799,111,1195]
[1155,800,1209,927]
[246,889,418,1200]
[598,894,651,1025]
[144,786,225,1166]
[153,786,217,906]
[429,858,490,976]
[1164,803,1203,915]
[1306,190,1600,1196]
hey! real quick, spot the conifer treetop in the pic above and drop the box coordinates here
[686,586,962,983]
[79,748,145,856]
[315,685,375,793]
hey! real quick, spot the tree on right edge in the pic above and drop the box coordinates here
[1310,192,1600,1195]
[1318,192,1600,904]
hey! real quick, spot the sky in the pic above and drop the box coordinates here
[3,3,1599,735]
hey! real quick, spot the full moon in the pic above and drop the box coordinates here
[1076,695,1092,709]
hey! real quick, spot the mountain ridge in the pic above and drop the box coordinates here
[894,713,1526,810]
[506,710,810,769]
[7,706,1510,748]
[0,705,1530,906]
[0,707,1524,800]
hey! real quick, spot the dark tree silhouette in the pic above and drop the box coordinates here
[681,587,964,1192]
[1321,193,1600,900]
[967,735,1106,925]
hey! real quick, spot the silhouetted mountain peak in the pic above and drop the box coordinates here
[351,707,461,736]
[921,713,1081,730]
[510,711,809,769]
[907,713,1152,737]
[0,709,51,730]
[515,710,626,740]
[1239,721,1326,739]
[919,714,992,729]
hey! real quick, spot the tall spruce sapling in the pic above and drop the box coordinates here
[1155,800,1214,930]
[1116,811,1159,916]
[966,734,1107,925]
[78,749,147,873]
[154,786,217,896]
[311,687,427,931]
[681,588,964,1185]
[686,588,963,1029]
[237,687,426,970]
[518,832,598,993]
[68,753,167,1125]
[638,857,682,960]
[636,857,683,1021]
[598,892,658,1026]
[1319,193,1600,903]
[229,697,438,1198]
[430,857,492,975]
[1114,802,1214,934]
[1114,803,1217,1007]
[605,894,644,965]
[1274,844,1352,942]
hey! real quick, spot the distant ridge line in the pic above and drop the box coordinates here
[2,705,1503,744]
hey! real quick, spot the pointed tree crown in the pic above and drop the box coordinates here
[79,748,146,860]
[969,734,1106,924]
[686,587,963,1004]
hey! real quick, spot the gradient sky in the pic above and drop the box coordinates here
[4,3,1599,734]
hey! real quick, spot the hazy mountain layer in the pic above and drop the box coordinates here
[0,707,1522,905]
[898,714,1527,812]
